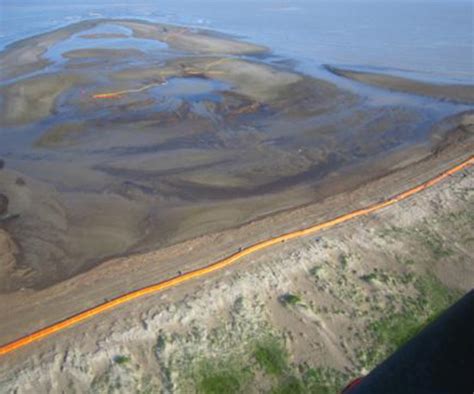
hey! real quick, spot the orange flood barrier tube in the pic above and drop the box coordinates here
[1,156,473,357]
[92,92,124,99]
[92,81,168,100]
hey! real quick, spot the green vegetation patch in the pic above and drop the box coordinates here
[254,339,288,375]
[272,375,304,394]
[303,367,349,394]
[414,275,462,314]
[417,227,453,259]
[187,338,350,393]
[370,311,423,353]
[113,355,130,365]
[360,274,462,369]
[309,266,323,277]
[360,271,390,284]
[360,273,377,283]
[339,254,349,270]
[198,370,243,394]
[442,210,474,245]
[194,358,253,394]
[379,222,453,260]
[280,293,302,306]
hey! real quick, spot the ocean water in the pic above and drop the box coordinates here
[0,0,472,84]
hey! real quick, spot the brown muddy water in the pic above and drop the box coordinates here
[0,19,470,291]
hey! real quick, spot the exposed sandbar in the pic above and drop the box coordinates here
[79,33,129,39]
[0,73,84,126]
[326,65,474,104]
[111,56,346,107]
[0,18,267,83]
[117,20,268,55]
[63,47,145,59]
[0,20,102,81]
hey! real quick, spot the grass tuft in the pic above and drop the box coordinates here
[339,254,349,269]
[280,293,301,306]
[113,355,130,365]
[198,370,242,394]
[272,375,304,394]
[254,340,287,376]
[303,367,348,394]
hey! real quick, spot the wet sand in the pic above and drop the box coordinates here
[79,33,129,40]
[326,65,474,104]
[0,19,473,295]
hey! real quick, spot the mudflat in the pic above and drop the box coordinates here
[0,18,472,298]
